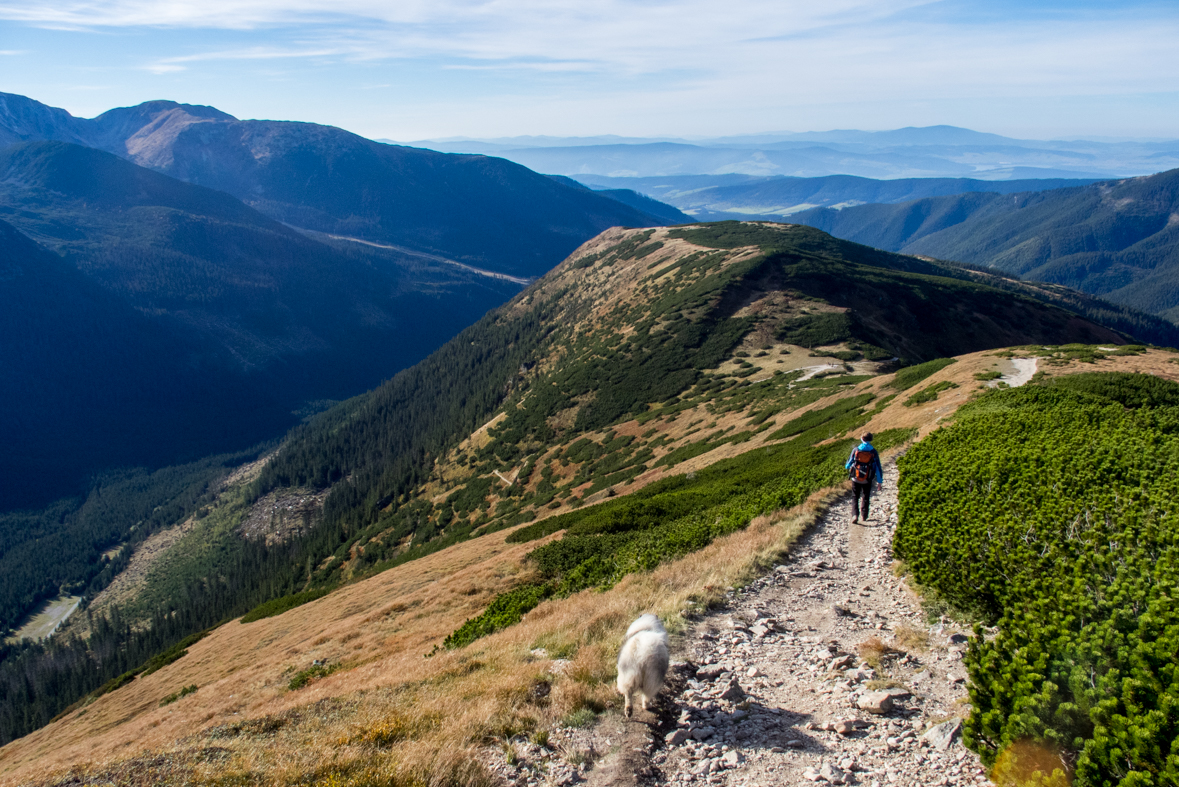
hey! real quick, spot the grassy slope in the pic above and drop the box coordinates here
[24,222,1130,639]
[5,348,1178,786]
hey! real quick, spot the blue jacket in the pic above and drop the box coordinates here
[845,442,882,485]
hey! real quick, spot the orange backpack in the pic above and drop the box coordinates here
[850,449,875,484]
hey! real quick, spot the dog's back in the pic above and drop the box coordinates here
[617,614,670,716]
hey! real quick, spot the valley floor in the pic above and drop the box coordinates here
[486,462,992,787]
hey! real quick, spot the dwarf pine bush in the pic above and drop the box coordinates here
[896,373,1179,786]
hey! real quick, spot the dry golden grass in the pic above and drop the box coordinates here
[858,347,1179,441]
[1,473,834,787]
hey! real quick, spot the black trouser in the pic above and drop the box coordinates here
[852,482,872,520]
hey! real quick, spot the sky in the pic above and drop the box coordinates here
[1,0,1176,142]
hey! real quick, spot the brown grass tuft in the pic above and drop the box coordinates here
[856,636,902,671]
[892,623,930,652]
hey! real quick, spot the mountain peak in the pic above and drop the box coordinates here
[0,91,89,147]
[94,99,237,127]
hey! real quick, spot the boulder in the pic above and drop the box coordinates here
[921,718,962,751]
[819,762,845,783]
[830,654,855,670]
[719,679,746,702]
[695,666,724,681]
[855,691,894,714]
[722,750,744,767]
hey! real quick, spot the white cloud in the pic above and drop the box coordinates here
[144,45,343,74]
[5,0,1175,96]
[3,0,1176,138]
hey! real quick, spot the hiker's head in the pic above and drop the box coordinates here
[861,432,873,443]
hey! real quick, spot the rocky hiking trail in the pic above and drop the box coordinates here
[487,461,994,787]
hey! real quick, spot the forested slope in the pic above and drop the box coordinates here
[792,169,1179,320]
[0,219,288,511]
[0,140,516,509]
[254,221,1135,584]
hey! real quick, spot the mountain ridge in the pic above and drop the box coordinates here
[0,92,676,278]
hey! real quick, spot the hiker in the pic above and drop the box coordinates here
[845,431,882,523]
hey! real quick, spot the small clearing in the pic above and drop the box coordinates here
[6,595,82,644]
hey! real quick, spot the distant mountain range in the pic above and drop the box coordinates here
[572,173,1103,220]
[789,169,1179,322]
[402,126,1179,181]
[0,93,675,278]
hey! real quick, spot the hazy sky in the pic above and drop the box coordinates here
[2,0,1176,141]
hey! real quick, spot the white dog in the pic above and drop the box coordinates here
[616,614,670,717]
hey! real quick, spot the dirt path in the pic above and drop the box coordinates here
[323,233,534,285]
[485,461,993,787]
[641,461,990,787]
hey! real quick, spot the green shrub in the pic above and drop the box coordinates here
[778,313,852,348]
[241,587,331,623]
[288,662,340,690]
[895,375,1179,785]
[159,684,198,707]
[444,584,554,650]
[766,394,875,442]
[1041,370,1179,409]
[890,358,957,391]
[902,380,958,406]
